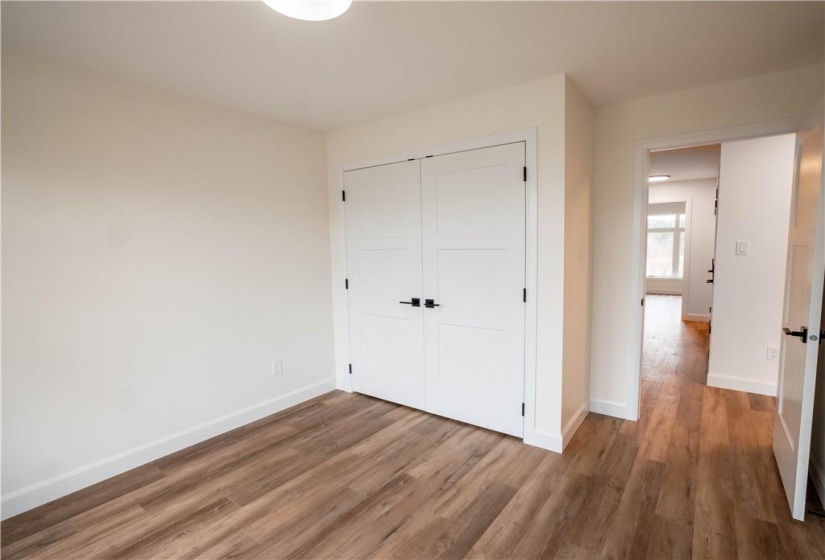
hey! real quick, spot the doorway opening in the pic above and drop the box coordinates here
[642,144,720,388]
[634,121,824,521]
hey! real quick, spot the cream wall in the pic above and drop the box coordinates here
[708,134,796,396]
[562,79,594,434]
[591,64,824,419]
[327,74,590,442]
[1,54,334,512]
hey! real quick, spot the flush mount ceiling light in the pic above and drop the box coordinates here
[263,0,352,21]
[648,175,671,183]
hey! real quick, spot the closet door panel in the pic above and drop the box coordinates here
[421,143,526,437]
[344,160,425,409]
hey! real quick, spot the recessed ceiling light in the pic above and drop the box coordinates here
[648,175,671,183]
[263,0,352,21]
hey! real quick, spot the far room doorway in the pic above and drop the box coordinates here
[642,144,719,388]
[636,128,824,520]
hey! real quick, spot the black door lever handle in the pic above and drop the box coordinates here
[783,326,808,343]
[399,298,421,307]
[424,299,441,308]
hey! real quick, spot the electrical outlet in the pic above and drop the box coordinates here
[272,359,283,376]
[766,347,780,361]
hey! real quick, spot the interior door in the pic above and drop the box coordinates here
[774,101,825,520]
[344,160,425,410]
[421,143,526,437]
[706,179,720,364]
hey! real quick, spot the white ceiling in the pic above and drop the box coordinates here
[3,1,823,131]
[650,144,721,183]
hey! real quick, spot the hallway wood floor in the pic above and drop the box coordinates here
[3,295,825,559]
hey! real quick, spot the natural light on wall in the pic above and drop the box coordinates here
[263,0,352,21]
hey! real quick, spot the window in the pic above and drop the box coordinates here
[647,203,686,278]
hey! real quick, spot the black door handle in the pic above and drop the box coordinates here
[706,279,713,284]
[399,298,420,307]
[424,299,441,309]
[783,326,808,343]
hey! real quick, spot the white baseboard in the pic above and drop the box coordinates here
[810,458,825,510]
[706,372,777,397]
[589,398,633,420]
[523,429,563,454]
[1,378,337,520]
[561,402,590,450]
[683,313,711,323]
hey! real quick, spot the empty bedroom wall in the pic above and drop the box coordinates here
[1,53,334,513]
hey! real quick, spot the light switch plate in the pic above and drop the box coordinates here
[735,241,749,255]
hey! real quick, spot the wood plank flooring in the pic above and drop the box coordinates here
[3,294,825,559]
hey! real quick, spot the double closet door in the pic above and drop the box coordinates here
[344,143,526,437]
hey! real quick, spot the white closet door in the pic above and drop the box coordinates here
[344,160,425,410]
[421,143,526,437]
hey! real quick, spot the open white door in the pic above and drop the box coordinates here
[774,101,825,521]
[344,160,425,410]
[420,143,526,437]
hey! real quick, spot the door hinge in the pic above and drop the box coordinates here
[523,288,527,303]
[348,363,352,374]
[641,298,645,307]
[345,278,349,290]
[521,403,525,417]
[342,190,346,202]
[523,167,527,182]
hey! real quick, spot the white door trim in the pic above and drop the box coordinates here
[330,128,540,446]
[629,117,802,420]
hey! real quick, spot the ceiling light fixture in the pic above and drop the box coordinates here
[263,0,352,21]
[648,175,671,183]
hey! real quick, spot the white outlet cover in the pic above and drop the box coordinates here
[766,347,780,361]
[735,241,749,255]
[272,359,283,375]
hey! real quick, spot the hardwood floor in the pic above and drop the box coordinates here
[3,294,825,559]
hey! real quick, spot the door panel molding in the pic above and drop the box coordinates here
[421,143,526,437]
[344,160,425,410]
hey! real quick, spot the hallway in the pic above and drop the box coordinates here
[635,294,825,557]
[643,295,710,386]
